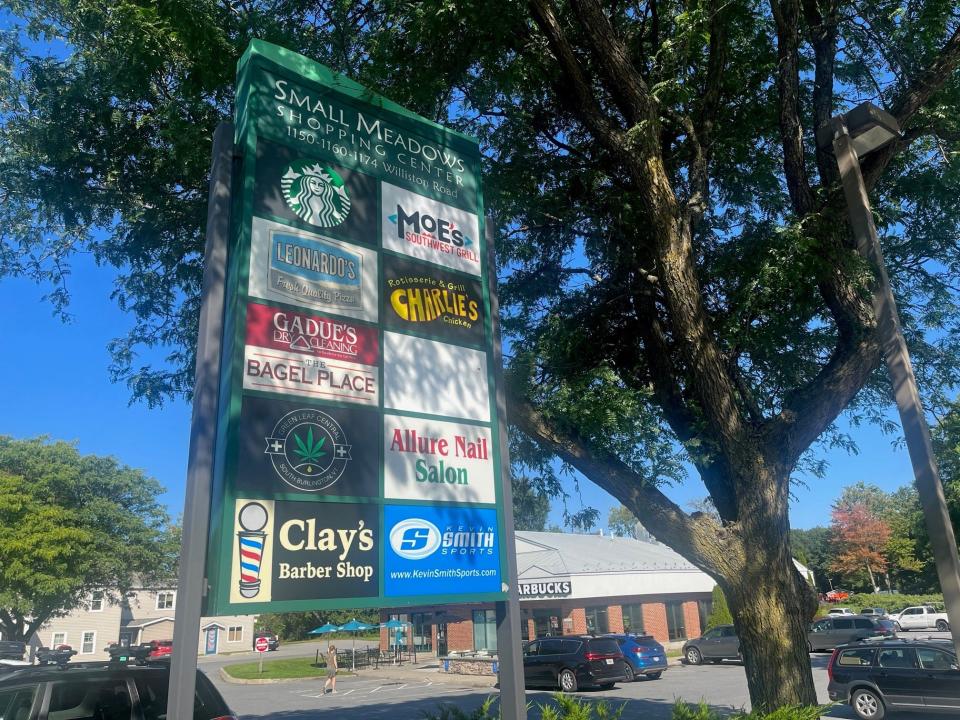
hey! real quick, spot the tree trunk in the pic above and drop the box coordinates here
[722,548,819,710]
[866,564,876,592]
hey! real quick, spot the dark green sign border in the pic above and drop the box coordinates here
[203,40,508,616]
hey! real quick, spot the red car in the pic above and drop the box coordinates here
[147,640,173,658]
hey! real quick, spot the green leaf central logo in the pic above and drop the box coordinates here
[281,160,351,227]
[264,408,351,491]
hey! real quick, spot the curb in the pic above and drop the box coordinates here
[219,667,328,685]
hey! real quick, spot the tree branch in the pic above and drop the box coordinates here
[527,0,624,151]
[862,25,960,188]
[568,0,653,126]
[803,0,840,186]
[509,394,741,578]
[771,0,815,215]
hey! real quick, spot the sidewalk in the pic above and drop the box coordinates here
[367,659,498,688]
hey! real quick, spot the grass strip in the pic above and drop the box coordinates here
[224,657,353,680]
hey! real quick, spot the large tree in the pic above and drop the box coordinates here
[0,436,175,641]
[2,0,960,708]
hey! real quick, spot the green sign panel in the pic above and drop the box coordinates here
[203,40,507,615]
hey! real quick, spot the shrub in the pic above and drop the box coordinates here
[672,701,826,720]
[423,695,825,720]
[706,586,734,629]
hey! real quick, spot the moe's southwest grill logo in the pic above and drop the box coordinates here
[269,231,362,310]
[281,160,351,227]
[389,205,473,249]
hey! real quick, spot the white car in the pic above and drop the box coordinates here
[828,607,854,615]
[891,605,951,631]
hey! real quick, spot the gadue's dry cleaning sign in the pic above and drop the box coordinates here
[203,40,508,614]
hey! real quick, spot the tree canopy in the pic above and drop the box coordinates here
[2,0,960,708]
[0,436,176,641]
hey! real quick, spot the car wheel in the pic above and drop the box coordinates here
[646,671,662,680]
[851,688,885,720]
[558,668,578,693]
[685,647,703,665]
[622,661,635,682]
[893,622,902,632]
[936,620,950,632]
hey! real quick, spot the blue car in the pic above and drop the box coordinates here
[605,633,668,680]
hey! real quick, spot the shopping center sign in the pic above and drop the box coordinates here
[202,40,508,614]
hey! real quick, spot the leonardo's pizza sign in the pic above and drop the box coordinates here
[201,40,508,615]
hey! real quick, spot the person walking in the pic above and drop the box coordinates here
[323,644,338,694]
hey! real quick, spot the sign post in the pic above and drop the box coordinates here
[176,39,523,718]
[255,636,268,674]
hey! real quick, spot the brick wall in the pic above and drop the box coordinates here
[642,603,668,643]
[608,605,624,633]
[526,618,536,640]
[567,607,587,635]
[683,601,701,640]
[447,616,474,652]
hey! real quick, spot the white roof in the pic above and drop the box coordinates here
[516,531,698,576]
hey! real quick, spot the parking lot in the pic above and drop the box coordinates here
[203,655,826,720]
[207,633,953,720]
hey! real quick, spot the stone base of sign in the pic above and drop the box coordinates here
[440,656,499,676]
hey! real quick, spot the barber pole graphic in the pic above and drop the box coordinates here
[237,502,269,598]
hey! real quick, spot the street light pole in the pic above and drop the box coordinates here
[822,105,960,658]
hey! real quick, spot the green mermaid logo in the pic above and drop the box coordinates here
[280,161,351,227]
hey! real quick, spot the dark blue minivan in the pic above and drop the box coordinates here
[605,633,668,680]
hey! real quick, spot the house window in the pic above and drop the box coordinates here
[81,631,96,655]
[472,609,497,652]
[228,626,243,643]
[90,591,104,612]
[52,632,67,647]
[156,591,175,610]
[623,604,645,634]
[666,602,687,641]
[584,606,609,635]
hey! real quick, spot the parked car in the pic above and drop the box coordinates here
[522,636,626,692]
[809,615,896,652]
[827,637,959,719]
[682,625,741,665]
[859,608,888,617]
[147,639,173,658]
[829,607,855,615]
[890,605,951,632]
[0,641,29,669]
[0,659,237,719]
[252,631,279,651]
[604,633,667,680]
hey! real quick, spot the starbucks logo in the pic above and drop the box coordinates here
[263,408,352,491]
[280,161,351,227]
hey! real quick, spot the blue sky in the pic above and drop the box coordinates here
[0,252,916,531]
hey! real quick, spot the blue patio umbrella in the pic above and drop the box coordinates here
[338,618,375,670]
[308,623,340,635]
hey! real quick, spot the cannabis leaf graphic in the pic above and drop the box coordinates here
[293,427,326,463]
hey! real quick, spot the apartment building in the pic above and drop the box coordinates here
[34,585,257,660]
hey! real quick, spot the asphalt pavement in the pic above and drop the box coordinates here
[205,631,954,720]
